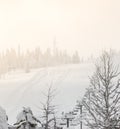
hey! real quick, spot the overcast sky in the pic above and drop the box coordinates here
[0,0,120,57]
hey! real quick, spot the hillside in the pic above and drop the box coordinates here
[0,63,93,125]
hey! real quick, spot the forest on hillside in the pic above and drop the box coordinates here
[0,46,81,77]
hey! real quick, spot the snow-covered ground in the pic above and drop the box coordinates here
[0,63,93,126]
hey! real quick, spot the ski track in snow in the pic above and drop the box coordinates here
[0,64,93,124]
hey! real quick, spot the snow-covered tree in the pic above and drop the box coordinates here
[14,107,42,129]
[0,106,8,129]
[72,51,80,64]
[82,51,120,129]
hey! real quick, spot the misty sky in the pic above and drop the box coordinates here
[0,0,120,57]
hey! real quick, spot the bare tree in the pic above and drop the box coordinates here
[40,86,57,129]
[82,51,120,129]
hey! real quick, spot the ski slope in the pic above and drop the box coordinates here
[0,63,93,125]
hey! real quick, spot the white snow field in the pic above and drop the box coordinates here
[0,63,93,126]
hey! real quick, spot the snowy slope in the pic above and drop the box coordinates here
[0,63,93,125]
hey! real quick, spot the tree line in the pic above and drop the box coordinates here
[0,46,80,77]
